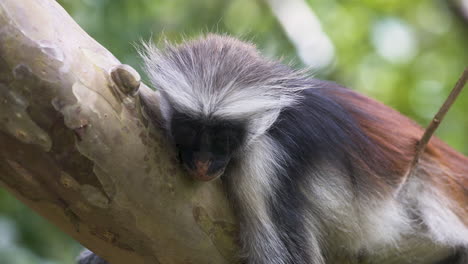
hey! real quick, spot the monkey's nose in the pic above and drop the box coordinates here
[193,151,212,163]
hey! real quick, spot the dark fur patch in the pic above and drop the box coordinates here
[268,81,391,194]
[263,80,414,263]
[170,110,247,174]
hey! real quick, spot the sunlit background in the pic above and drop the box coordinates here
[1,0,467,263]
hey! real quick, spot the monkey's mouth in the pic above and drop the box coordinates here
[189,167,225,181]
[185,159,227,182]
[178,150,230,182]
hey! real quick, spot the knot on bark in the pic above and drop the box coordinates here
[110,64,141,97]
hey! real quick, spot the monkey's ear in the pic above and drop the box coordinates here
[247,109,281,142]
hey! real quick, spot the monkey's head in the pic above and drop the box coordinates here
[141,34,305,181]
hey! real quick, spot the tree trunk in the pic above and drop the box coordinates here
[0,1,238,263]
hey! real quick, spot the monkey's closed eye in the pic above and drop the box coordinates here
[177,125,197,136]
[213,129,243,152]
[173,126,197,145]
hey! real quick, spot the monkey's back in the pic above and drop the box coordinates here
[323,83,468,223]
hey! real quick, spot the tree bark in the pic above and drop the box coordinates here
[0,1,238,263]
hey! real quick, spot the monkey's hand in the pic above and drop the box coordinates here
[77,249,109,264]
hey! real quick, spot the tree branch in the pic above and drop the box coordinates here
[398,68,468,191]
[0,1,237,263]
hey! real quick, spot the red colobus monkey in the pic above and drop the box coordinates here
[141,35,467,264]
[80,35,467,264]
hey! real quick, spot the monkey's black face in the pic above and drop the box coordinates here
[170,112,246,181]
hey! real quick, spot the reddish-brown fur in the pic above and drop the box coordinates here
[330,87,468,223]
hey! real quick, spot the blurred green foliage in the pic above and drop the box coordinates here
[0,0,466,263]
[0,191,79,264]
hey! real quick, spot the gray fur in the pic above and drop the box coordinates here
[139,34,308,141]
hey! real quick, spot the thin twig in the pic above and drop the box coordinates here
[397,67,468,192]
